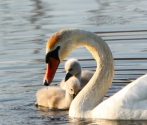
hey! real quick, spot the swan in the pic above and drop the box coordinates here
[60,58,94,90]
[43,28,147,120]
[36,77,80,109]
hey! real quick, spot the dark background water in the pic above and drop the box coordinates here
[0,0,147,124]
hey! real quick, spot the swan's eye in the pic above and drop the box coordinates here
[70,89,73,91]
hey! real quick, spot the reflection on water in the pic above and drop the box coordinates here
[0,0,147,124]
[29,0,45,24]
[70,119,147,125]
[90,0,147,25]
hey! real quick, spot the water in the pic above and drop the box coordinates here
[0,0,147,124]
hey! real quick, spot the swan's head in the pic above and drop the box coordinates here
[43,29,78,86]
[65,77,80,99]
[43,28,102,86]
[64,58,82,81]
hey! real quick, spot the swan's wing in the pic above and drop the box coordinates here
[92,74,147,119]
[123,74,147,103]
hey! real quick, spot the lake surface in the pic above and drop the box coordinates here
[0,0,147,124]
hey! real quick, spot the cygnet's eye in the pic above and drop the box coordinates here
[69,68,73,71]
[70,88,73,91]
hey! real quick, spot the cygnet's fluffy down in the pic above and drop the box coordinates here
[36,77,80,109]
[60,58,94,90]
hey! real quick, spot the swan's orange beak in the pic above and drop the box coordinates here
[43,57,60,86]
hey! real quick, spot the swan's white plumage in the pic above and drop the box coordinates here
[92,74,147,119]
[60,58,94,90]
[45,28,147,120]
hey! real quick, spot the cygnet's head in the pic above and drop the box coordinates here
[64,58,82,81]
[65,77,80,98]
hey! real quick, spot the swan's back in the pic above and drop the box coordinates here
[93,74,147,119]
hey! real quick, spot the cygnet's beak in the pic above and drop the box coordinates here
[43,57,60,86]
[65,72,73,82]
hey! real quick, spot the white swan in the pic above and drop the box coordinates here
[60,58,94,90]
[36,77,80,109]
[43,28,147,120]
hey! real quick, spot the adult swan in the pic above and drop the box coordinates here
[43,28,147,120]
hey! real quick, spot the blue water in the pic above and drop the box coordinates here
[0,0,147,124]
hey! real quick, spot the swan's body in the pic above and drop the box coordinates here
[60,58,94,90]
[36,77,80,109]
[43,28,147,120]
[92,74,147,119]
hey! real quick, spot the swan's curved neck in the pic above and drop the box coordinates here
[60,30,114,118]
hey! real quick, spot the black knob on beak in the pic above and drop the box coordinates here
[43,80,50,86]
